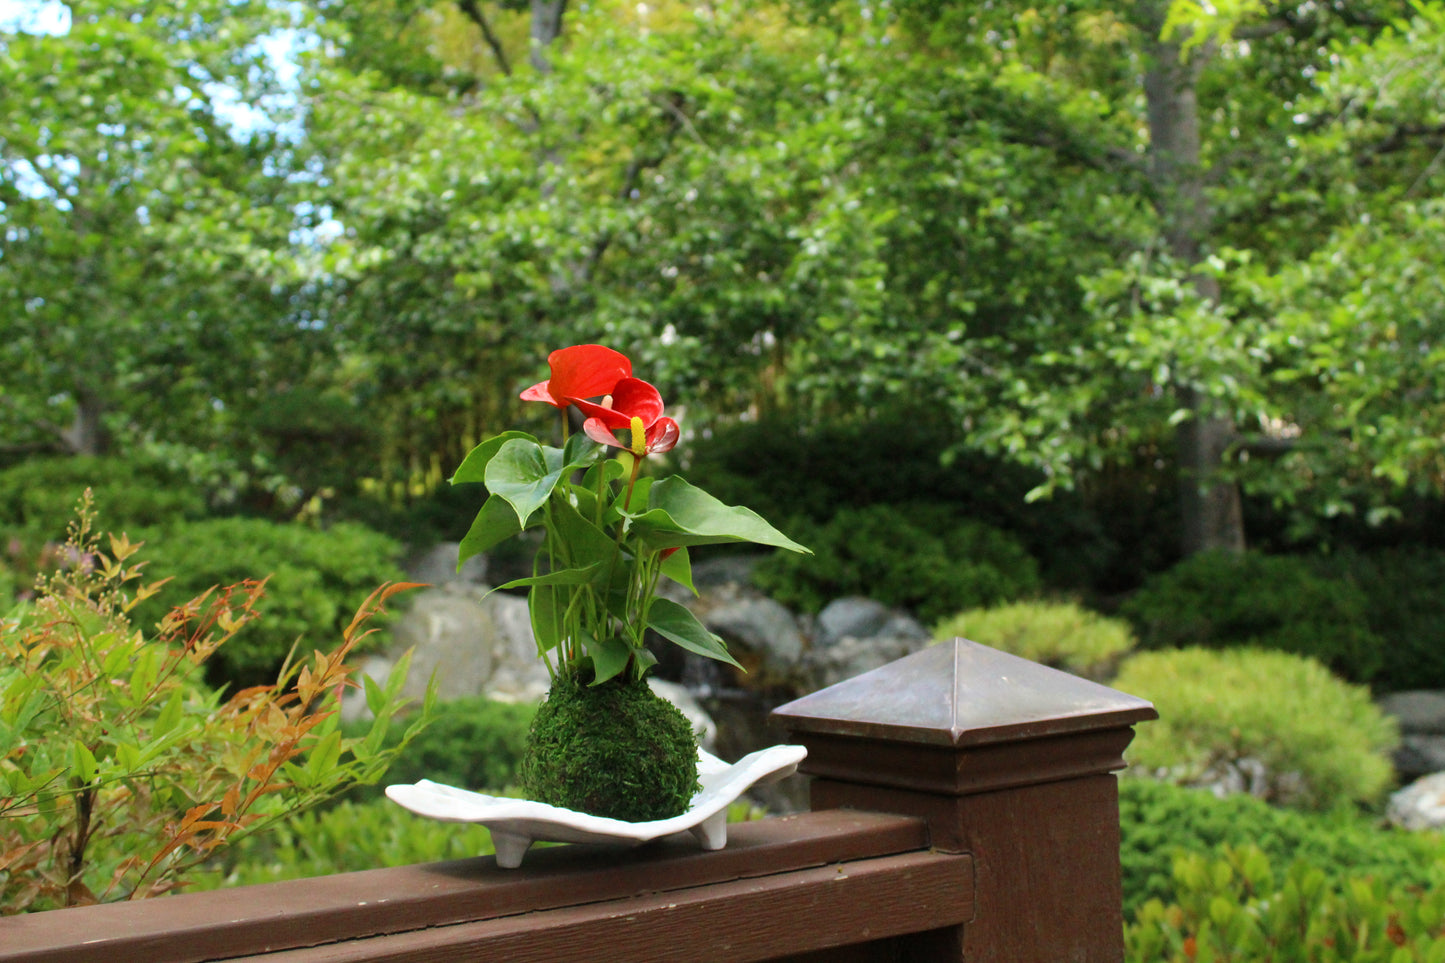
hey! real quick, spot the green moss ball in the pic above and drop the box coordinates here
[518,668,701,822]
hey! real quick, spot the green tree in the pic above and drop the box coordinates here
[0,0,310,465]
[863,0,1445,550]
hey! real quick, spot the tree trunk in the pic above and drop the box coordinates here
[1139,5,1246,555]
[60,389,108,456]
[529,0,567,73]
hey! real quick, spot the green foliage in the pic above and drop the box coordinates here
[755,503,1040,623]
[1119,779,1445,919]
[0,506,434,911]
[212,798,497,888]
[0,0,304,462]
[682,410,1125,594]
[1319,548,1445,693]
[1120,550,1384,684]
[134,518,408,690]
[1116,648,1398,810]
[0,457,207,545]
[344,695,535,801]
[934,600,1134,680]
[1126,845,1445,962]
[519,668,699,821]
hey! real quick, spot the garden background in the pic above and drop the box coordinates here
[4,0,1445,955]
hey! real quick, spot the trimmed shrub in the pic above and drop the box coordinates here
[933,600,1134,680]
[1115,647,1398,810]
[1119,550,1383,684]
[754,502,1040,623]
[1125,845,1445,961]
[0,456,207,544]
[1118,779,1445,918]
[682,410,1126,594]
[135,518,407,689]
[1320,547,1445,692]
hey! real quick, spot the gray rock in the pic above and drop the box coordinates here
[802,632,930,693]
[702,596,805,671]
[404,542,487,586]
[799,598,932,692]
[1379,690,1445,735]
[815,597,894,647]
[1394,734,1445,781]
[344,578,718,752]
[689,554,766,590]
[387,586,498,702]
[1387,772,1445,831]
[475,591,553,704]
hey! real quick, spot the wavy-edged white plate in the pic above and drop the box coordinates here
[385,744,807,868]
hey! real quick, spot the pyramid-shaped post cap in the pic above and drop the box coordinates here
[773,637,1157,748]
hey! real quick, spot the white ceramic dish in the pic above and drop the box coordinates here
[385,744,807,868]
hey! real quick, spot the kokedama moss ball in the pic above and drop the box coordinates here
[518,667,701,821]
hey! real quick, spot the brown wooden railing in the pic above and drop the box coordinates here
[0,638,1155,963]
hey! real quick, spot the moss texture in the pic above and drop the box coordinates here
[518,667,700,821]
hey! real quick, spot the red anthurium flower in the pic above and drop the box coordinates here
[569,377,665,429]
[519,344,632,409]
[584,414,680,458]
[574,377,679,457]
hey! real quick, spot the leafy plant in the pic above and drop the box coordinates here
[1119,779,1445,918]
[755,503,1040,623]
[134,517,408,689]
[344,695,535,801]
[1126,845,1445,962]
[1120,550,1384,684]
[1318,547,1445,693]
[0,456,207,548]
[0,503,435,911]
[456,344,809,685]
[1115,647,1397,810]
[211,798,497,888]
[934,600,1134,680]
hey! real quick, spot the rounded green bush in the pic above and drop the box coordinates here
[0,456,207,543]
[934,600,1134,680]
[754,502,1040,623]
[1115,647,1398,810]
[518,668,699,821]
[346,696,535,799]
[1119,550,1383,684]
[135,518,407,689]
[1318,547,1445,692]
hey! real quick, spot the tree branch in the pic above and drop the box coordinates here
[455,0,512,77]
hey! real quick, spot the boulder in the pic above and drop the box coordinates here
[342,584,549,721]
[404,542,488,586]
[1394,735,1445,781]
[815,597,896,648]
[1378,690,1445,735]
[344,571,718,750]
[701,595,806,680]
[802,599,932,692]
[1387,772,1445,831]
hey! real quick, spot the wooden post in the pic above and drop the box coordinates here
[772,638,1157,962]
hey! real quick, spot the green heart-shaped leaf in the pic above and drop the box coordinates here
[647,597,742,669]
[486,438,565,528]
[633,476,811,554]
[457,494,523,568]
[451,431,535,485]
